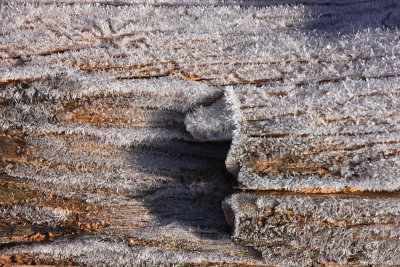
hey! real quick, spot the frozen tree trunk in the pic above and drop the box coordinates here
[0,0,400,266]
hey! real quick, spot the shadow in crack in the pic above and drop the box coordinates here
[126,109,237,239]
[300,1,400,34]
[124,1,400,240]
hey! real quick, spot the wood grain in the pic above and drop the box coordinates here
[1,1,399,266]
[224,192,400,265]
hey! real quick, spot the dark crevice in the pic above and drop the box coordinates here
[127,104,238,239]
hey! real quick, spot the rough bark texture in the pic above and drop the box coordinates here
[0,0,399,266]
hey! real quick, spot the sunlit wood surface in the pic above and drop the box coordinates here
[1,1,399,266]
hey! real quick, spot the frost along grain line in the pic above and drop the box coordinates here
[223,192,400,266]
[1,0,400,266]
[182,1,400,265]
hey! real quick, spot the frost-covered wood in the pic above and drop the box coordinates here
[224,192,400,266]
[0,3,270,265]
[1,0,400,266]
[2,1,400,86]
[185,3,400,192]
[0,77,263,265]
[223,73,400,192]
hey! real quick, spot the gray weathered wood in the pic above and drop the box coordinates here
[224,192,400,265]
[1,1,399,266]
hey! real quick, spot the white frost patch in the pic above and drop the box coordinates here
[1,235,264,266]
[224,86,245,177]
[0,204,71,227]
[185,94,235,142]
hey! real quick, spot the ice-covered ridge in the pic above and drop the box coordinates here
[0,204,71,227]
[0,75,222,110]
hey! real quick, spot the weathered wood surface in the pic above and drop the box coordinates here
[224,192,400,265]
[2,1,400,87]
[183,2,400,193]
[0,3,267,265]
[0,0,399,266]
[222,74,400,192]
[0,78,263,265]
